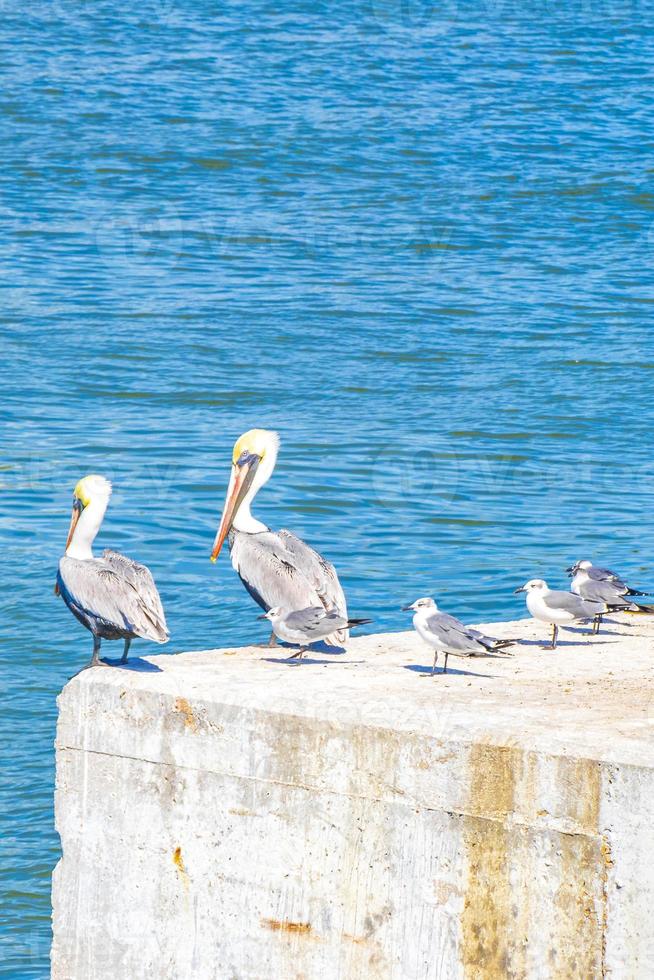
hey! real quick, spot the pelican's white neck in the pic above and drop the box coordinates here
[66,495,110,559]
[233,446,278,535]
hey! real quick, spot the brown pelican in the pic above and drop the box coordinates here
[402,597,514,675]
[261,606,371,660]
[210,429,349,646]
[56,475,169,669]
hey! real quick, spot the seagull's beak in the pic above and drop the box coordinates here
[566,566,574,575]
[257,613,268,620]
[514,586,526,594]
[401,604,415,611]
[210,453,261,562]
[56,499,83,594]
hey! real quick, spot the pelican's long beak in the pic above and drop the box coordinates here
[65,499,83,551]
[56,499,83,594]
[210,453,261,561]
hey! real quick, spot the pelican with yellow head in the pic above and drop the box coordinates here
[211,429,350,647]
[56,474,169,669]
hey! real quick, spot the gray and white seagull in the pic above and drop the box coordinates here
[514,578,622,649]
[567,559,652,633]
[566,559,647,596]
[261,606,371,659]
[56,475,169,670]
[402,597,514,675]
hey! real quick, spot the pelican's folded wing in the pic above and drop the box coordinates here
[102,549,168,638]
[230,533,322,610]
[58,556,169,642]
[277,530,348,616]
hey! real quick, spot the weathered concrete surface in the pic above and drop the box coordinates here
[51,615,654,979]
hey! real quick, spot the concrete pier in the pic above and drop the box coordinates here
[51,615,654,979]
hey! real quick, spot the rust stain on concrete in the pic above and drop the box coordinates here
[461,815,517,978]
[172,846,190,894]
[553,832,604,977]
[174,697,197,732]
[461,744,605,979]
[552,755,601,833]
[600,834,614,974]
[261,918,312,935]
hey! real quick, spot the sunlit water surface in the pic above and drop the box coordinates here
[3,3,654,973]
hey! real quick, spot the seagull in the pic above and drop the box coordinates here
[210,429,349,647]
[567,561,652,633]
[567,558,648,594]
[261,606,372,660]
[514,579,618,649]
[56,475,169,670]
[402,597,514,675]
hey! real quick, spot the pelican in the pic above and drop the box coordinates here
[210,429,349,647]
[56,475,169,669]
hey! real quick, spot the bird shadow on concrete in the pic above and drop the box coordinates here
[301,640,348,655]
[516,638,618,648]
[564,625,626,636]
[102,657,163,672]
[263,638,349,661]
[404,664,496,679]
[263,655,365,667]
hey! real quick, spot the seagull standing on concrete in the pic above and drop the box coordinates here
[56,475,169,670]
[567,559,652,633]
[514,579,617,649]
[566,559,648,597]
[261,606,371,660]
[402,597,514,675]
[567,561,652,633]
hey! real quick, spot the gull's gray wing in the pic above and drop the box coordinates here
[284,606,348,639]
[543,590,604,617]
[230,529,348,646]
[588,565,626,588]
[578,578,630,605]
[58,555,169,642]
[102,550,168,637]
[425,612,488,655]
[466,628,512,651]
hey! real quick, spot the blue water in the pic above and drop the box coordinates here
[3,3,654,974]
